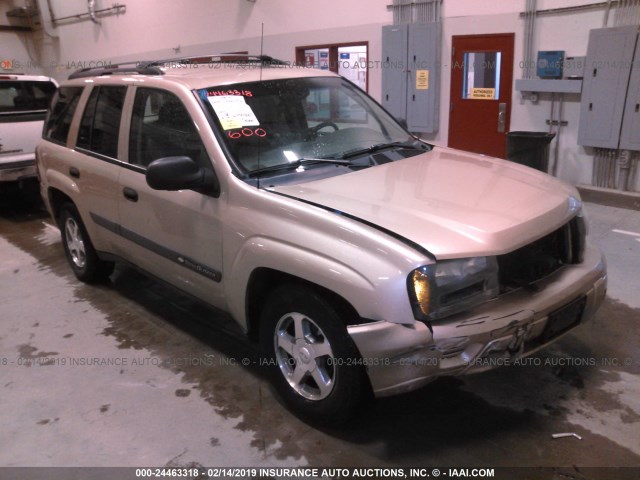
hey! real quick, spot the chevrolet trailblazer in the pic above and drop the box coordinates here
[36,56,607,422]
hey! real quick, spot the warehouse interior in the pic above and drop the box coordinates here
[3,0,640,191]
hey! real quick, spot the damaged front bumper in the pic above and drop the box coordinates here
[348,243,607,397]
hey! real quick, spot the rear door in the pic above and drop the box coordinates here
[116,86,225,307]
[70,85,127,253]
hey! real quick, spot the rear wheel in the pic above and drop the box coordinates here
[59,203,114,283]
[260,284,369,424]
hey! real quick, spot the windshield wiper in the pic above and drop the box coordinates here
[249,157,352,176]
[340,141,429,160]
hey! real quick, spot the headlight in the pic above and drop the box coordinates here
[410,267,431,318]
[408,257,499,322]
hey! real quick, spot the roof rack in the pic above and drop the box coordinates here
[142,54,288,67]
[68,61,164,80]
[68,54,288,80]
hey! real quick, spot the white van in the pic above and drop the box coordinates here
[0,74,57,183]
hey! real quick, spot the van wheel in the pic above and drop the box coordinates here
[260,285,369,424]
[59,203,114,283]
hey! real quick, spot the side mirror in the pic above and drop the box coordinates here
[146,156,220,196]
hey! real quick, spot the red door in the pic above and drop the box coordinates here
[448,33,514,158]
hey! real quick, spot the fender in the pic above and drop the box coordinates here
[225,235,417,330]
[46,169,81,200]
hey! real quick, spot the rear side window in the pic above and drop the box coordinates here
[129,88,209,168]
[43,87,83,144]
[0,80,56,114]
[77,86,126,159]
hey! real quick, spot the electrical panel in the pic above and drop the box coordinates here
[537,51,564,79]
[620,38,640,151]
[407,23,440,133]
[563,56,586,79]
[578,26,639,149]
[381,25,409,123]
[382,22,440,133]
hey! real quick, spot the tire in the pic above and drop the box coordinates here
[260,284,369,424]
[59,203,114,283]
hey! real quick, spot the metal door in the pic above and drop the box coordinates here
[448,33,515,158]
[116,87,226,309]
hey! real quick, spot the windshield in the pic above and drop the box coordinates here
[197,76,421,177]
[0,80,57,115]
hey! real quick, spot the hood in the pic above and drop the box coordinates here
[273,146,581,259]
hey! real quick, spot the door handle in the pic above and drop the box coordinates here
[497,103,506,133]
[122,187,138,202]
[69,166,80,179]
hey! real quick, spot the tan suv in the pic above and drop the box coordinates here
[36,56,607,423]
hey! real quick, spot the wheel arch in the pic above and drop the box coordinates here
[47,187,75,225]
[244,267,367,343]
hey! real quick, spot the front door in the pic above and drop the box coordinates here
[117,86,225,309]
[448,33,514,158]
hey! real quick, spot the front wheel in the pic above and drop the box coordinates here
[260,285,369,424]
[59,203,114,283]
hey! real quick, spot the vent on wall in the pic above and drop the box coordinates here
[612,0,640,26]
[388,0,441,25]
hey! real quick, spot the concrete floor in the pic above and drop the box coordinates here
[1,181,639,477]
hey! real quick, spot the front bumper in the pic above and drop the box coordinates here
[0,158,37,182]
[348,243,607,397]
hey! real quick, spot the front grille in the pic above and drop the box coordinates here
[497,216,585,291]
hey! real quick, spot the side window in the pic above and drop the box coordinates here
[76,86,126,158]
[44,87,83,144]
[129,88,209,168]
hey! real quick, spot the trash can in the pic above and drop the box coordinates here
[506,132,556,173]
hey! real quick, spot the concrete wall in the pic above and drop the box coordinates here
[512,8,603,188]
[0,31,38,73]
[2,0,634,189]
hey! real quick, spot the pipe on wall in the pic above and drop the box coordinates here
[604,0,612,25]
[35,0,57,37]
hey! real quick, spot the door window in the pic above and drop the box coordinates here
[77,86,126,158]
[128,88,209,168]
[44,87,84,145]
[462,52,501,100]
